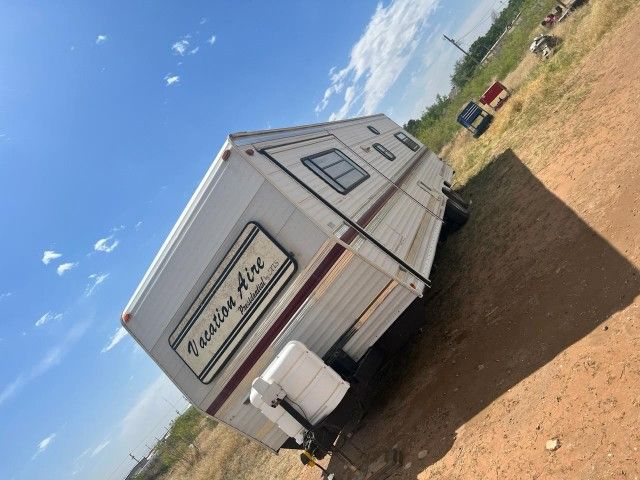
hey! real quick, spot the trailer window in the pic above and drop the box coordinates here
[394,132,420,151]
[367,125,380,135]
[372,143,396,161]
[302,149,369,195]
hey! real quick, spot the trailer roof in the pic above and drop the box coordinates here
[229,114,385,146]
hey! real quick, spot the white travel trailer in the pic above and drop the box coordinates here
[122,114,469,459]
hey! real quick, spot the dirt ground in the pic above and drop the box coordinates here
[315,4,640,480]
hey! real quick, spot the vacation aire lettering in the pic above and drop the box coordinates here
[186,256,267,358]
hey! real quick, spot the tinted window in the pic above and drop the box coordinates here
[394,132,420,151]
[372,143,396,161]
[302,149,369,195]
[367,125,380,135]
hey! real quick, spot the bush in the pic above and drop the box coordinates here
[450,0,528,89]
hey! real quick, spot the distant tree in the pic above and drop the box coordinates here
[405,119,421,136]
[405,94,452,137]
[451,0,527,89]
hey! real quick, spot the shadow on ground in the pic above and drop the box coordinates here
[325,149,640,478]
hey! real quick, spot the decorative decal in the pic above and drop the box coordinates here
[169,222,296,383]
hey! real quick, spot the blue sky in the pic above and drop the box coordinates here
[0,1,503,478]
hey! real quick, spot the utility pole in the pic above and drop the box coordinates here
[161,395,181,416]
[443,34,481,65]
[129,453,140,463]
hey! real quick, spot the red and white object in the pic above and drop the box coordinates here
[479,81,510,110]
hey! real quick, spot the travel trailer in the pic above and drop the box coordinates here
[121,114,469,460]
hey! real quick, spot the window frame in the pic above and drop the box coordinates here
[394,131,420,152]
[372,143,396,161]
[367,125,381,135]
[301,148,370,195]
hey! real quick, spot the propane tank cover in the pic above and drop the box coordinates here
[251,377,286,407]
[250,341,350,442]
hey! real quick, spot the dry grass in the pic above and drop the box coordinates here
[443,0,639,185]
[160,423,306,480]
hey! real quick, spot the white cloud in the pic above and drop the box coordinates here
[90,439,110,457]
[32,345,64,376]
[96,34,108,45]
[315,82,344,114]
[0,376,25,406]
[200,17,208,25]
[71,446,93,477]
[207,35,216,45]
[315,0,439,120]
[111,224,125,232]
[35,311,63,327]
[164,74,180,86]
[85,273,109,296]
[32,433,56,460]
[57,262,78,276]
[42,250,62,265]
[189,46,200,55]
[134,221,143,230]
[101,326,128,353]
[0,322,89,406]
[171,39,189,56]
[94,235,119,253]
[71,447,91,477]
[0,292,11,301]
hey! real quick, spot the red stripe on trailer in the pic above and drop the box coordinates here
[206,151,425,416]
[206,242,346,415]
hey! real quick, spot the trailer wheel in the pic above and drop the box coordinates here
[442,185,470,209]
[444,198,469,230]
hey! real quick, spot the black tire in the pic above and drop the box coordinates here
[442,185,470,209]
[444,197,470,230]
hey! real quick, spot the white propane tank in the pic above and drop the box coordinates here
[250,341,350,444]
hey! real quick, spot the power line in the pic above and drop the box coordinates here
[458,11,493,42]
[443,34,481,65]
[456,0,507,41]
[105,409,178,480]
